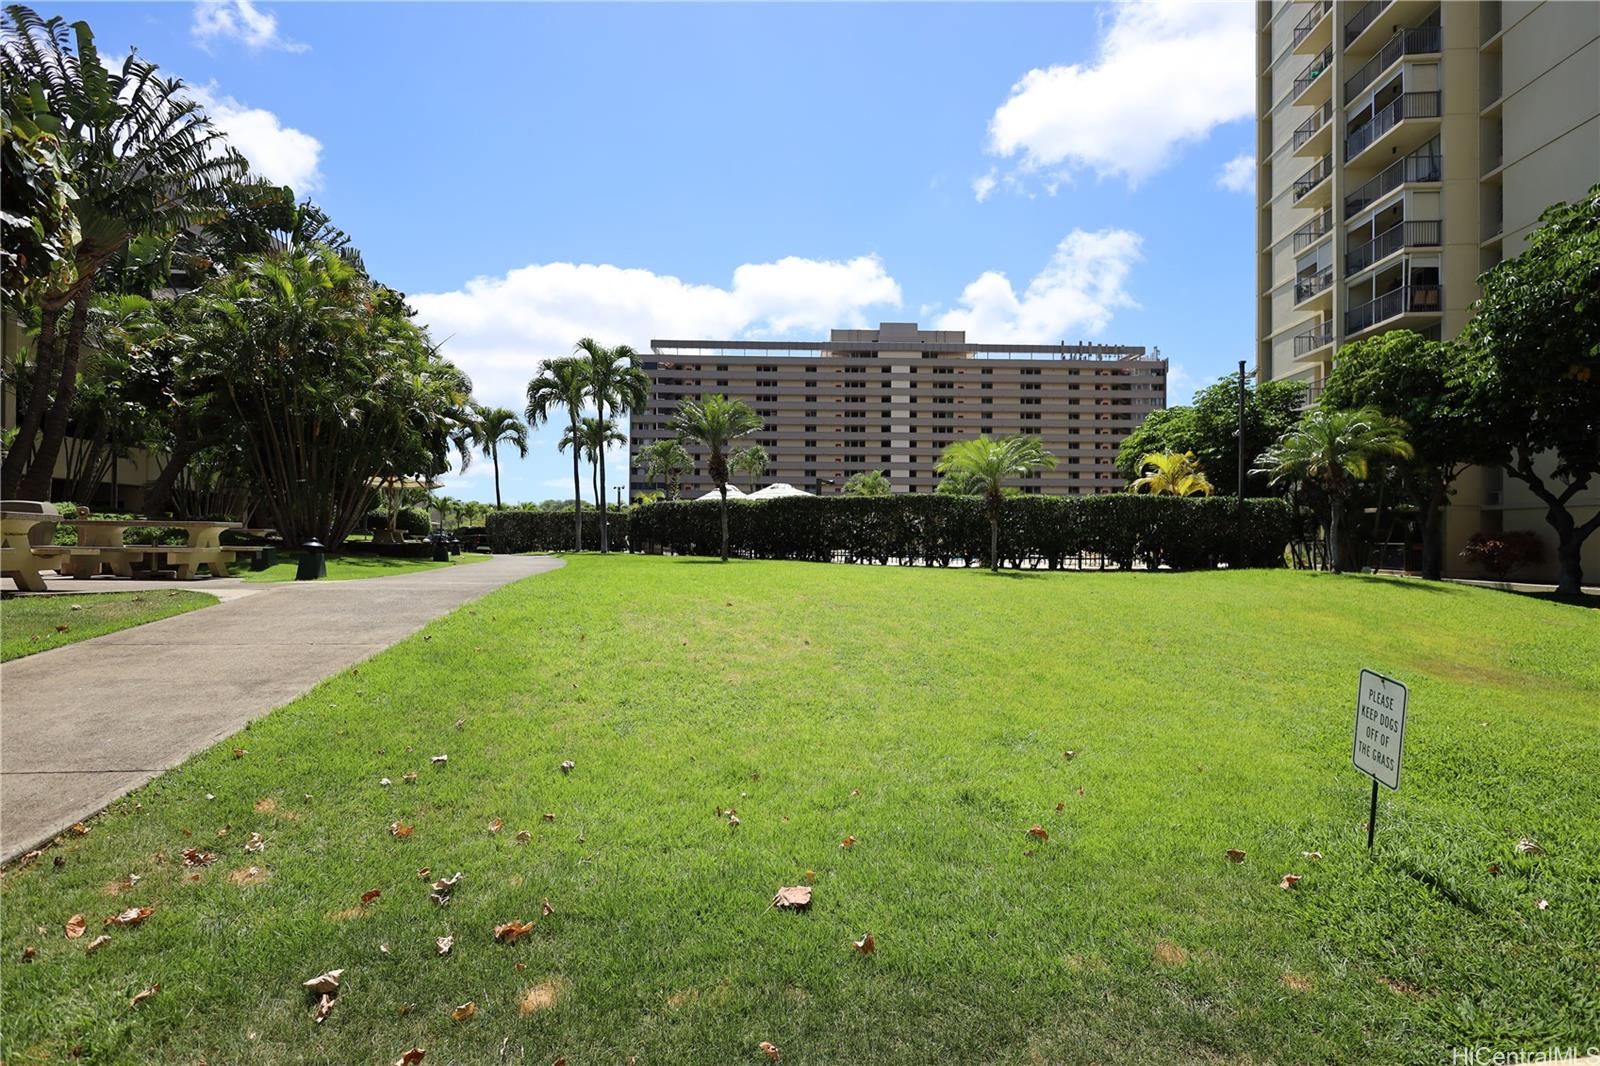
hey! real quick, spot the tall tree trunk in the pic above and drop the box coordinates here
[2,303,63,498]
[570,412,583,551]
[1419,482,1448,581]
[1329,495,1345,573]
[719,483,729,562]
[597,409,610,554]
[19,295,92,500]
[492,444,502,510]
[144,437,198,517]
[1505,451,1598,597]
[988,497,1000,572]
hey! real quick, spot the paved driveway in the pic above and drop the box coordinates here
[0,554,563,862]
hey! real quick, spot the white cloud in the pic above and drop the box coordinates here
[934,228,1143,342]
[1216,152,1255,193]
[983,1,1252,188]
[971,172,998,203]
[184,83,323,192]
[191,0,307,53]
[409,256,903,413]
[1166,362,1198,405]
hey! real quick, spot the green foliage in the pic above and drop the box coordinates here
[365,507,430,537]
[1459,530,1545,581]
[1128,451,1213,497]
[843,469,892,497]
[487,507,628,554]
[632,439,693,499]
[1117,377,1307,495]
[730,444,770,490]
[936,434,1058,570]
[627,494,1291,570]
[670,393,764,561]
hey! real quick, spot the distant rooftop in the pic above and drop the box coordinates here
[651,322,1157,363]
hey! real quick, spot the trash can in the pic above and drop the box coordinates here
[296,539,327,581]
[431,533,450,563]
[251,545,278,571]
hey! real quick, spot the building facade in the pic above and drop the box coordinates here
[629,322,1166,499]
[1255,0,1599,579]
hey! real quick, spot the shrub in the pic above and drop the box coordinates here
[1459,531,1544,580]
[486,508,629,554]
[626,494,1291,570]
[366,508,430,537]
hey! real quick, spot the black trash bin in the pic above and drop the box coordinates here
[431,533,450,563]
[296,539,327,581]
[251,545,279,571]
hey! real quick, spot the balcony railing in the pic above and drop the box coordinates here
[1293,155,1333,202]
[1293,321,1335,356]
[1344,25,1442,98]
[1295,269,1334,304]
[1346,284,1442,333]
[1293,208,1333,252]
[1346,219,1442,273]
[1292,101,1334,149]
[1300,379,1326,409]
[1345,91,1441,159]
[1292,0,1333,48]
[1345,151,1442,214]
[1345,0,1394,45]
[1293,47,1333,99]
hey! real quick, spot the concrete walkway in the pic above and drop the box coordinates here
[0,554,563,862]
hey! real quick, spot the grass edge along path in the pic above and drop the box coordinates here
[0,590,217,662]
[240,551,491,583]
[1,556,1595,1064]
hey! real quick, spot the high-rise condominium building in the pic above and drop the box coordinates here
[1255,0,1599,579]
[628,322,1166,500]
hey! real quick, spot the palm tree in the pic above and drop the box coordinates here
[561,416,625,513]
[470,405,528,510]
[1129,451,1214,497]
[1,7,245,498]
[634,439,693,499]
[669,394,763,561]
[843,469,892,497]
[575,338,650,553]
[1254,406,1414,573]
[935,435,1058,572]
[526,358,591,549]
[730,444,769,492]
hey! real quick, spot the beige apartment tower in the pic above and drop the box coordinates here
[629,323,1166,499]
[1255,0,1599,579]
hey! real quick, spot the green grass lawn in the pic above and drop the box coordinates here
[240,550,490,583]
[0,590,217,662]
[3,557,1596,1064]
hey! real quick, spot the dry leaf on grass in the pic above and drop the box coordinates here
[232,749,247,759]
[182,848,217,867]
[313,993,335,1024]
[361,888,382,905]
[543,812,556,822]
[1225,849,1246,864]
[1536,898,1549,910]
[559,761,575,774]
[55,623,70,633]
[1515,838,1545,856]
[432,872,463,892]
[394,1049,426,1066]
[1279,874,1302,889]
[403,772,418,784]
[302,969,344,994]
[431,755,448,765]
[65,914,87,939]
[541,898,554,918]
[20,849,42,866]
[389,821,413,838]
[839,836,857,849]
[519,980,563,1014]
[852,933,876,955]
[1027,825,1049,841]
[70,822,90,836]
[803,869,816,882]
[759,1041,781,1060]
[244,833,265,854]
[1063,750,1078,760]
[1301,851,1322,861]
[1487,862,1501,876]
[130,984,160,1007]
[436,935,453,956]
[1054,802,1065,812]
[86,934,111,954]
[105,907,152,927]
[416,867,432,880]
[22,945,37,961]
[772,885,811,910]
[1281,972,1313,991]
[727,813,741,828]
[1152,940,1189,967]
[488,818,503,834]
[228,866,267,886]
[451,1001,476,1021]
[494,920,535,943]
[516,830,531,844]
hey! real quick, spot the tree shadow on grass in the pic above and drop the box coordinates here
[1338,573,1465,594]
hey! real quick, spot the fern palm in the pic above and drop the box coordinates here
[935,434,1057,571]
[669,394,763,561]
[470,405,528,510]
[526,357,590,549]
[1129,451,1214,497]
[575,338,650,553]
[634,438,693,500]
[1254,406,1414,573]
[843,469,892,497]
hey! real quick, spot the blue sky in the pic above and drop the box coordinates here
[70,1,1257,505]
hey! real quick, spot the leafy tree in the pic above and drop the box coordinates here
[469,405,527,510]
[525,358,590,549]
[1129,451,1213,497]
[1319,330,1489,580]
[934,434,1057,571]
[1117,377,1307,496]
[1,73,78,316]
[1457,185,1600,595]
[575,337,648,553]
[730,444,769,491]
[1,7,245,498]
[843,469,892,497]
[669,394,763,561]
[633,438,693,500]
[1253,407,1414,573]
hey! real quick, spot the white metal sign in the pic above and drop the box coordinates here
[1352,668,1407,790]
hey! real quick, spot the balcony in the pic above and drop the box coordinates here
[1345,151,1442,215]
[1293,154,1333,204]
[1345,91,1441,161]
[1295,269,1334,305]
[1344,25,1442,98]
[1344,0,1394,46]
[1292,100,1334,155]
[1293,0,1334,54]
[1292,47,1333,104]
[1345,284,1442,334]
[1293,321,1335,358]
[1346,219,1442,274]
[1293,208,1333,252]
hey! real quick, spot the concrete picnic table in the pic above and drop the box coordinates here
[0,506,66,592]
[60,518,247,579]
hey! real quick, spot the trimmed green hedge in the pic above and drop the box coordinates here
[625,495,1292,570]
[486,508,628,554]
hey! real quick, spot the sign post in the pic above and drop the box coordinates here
[1352,668,1407,849]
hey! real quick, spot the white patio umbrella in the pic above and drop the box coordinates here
[695,485,748,501]
[746,483,813,499]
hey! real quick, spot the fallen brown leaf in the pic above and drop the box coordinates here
[559,760,575,774]
[65,914,87,939]
[852,932,876,955]
[232,749,247,759]
[19,849,42,866]
[105,907,153,928]
[1054,802,1065,812]
[542,898,554,918]
[494,919,535,943]
[1225,849,1246,864]
[516,830,531,844]
[436,935,453,955]
[302,969,344,994]
[244,832,266,854]
[85,934,111,954]
[182,848,217,867]
[1301,851,1322,861]
[389,821,413,838]
[22,944,37,961]
[431,872,463,893]
[839,835,857,849]
[70,822,89,836]
[1279,874,1302,889]
[1515,838,1545,856]
[727,813,741,828]
[431,754,448,765]
[1063,750,1078,760]
[1486,862,1501,876]
[543,812,556,822]
[394,1049,426,1066]
[228,866,267,886]
[759,1041,781,1060]
[314,992,335,1024]
[1027,825,1049,841]
[130,983,160,1007]
[361,888,382,905]
[772,885,811,910]
[403,772,418,784]
[451,1001,476,1021]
